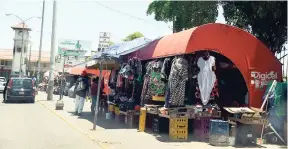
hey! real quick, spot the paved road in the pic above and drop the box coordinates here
[0,94,103,149]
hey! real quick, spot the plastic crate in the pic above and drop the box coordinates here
[194,118,210,130]
[109,104,114,112]
[170,118,188,129]
[209,134,229,146]
[169,128,188,140]
[115,107,120,115]
[152,117,160,133]
[209,119,229,136]
[194,128,209,142]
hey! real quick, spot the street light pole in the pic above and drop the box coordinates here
[47,0,57,101]
[37,0,45,84]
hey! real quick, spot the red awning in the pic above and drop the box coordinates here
[66,66,110,76]
[128,23,282,108]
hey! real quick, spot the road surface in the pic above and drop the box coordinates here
[0,94,103,149]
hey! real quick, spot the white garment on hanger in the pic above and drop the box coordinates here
[197,56,216,105]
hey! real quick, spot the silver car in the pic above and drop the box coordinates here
[0,77,7,93]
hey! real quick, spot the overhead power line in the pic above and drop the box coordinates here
[92,1,173,30]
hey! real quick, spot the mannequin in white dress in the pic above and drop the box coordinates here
[197,51,217,105]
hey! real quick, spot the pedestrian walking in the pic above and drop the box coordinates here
[74,70,89,116]
[90,77,99,114]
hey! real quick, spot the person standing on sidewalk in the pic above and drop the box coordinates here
[74,70,89,116]
[90,77,99,114]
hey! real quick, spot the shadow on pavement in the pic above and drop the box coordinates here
[68,111,136,129]
[3,100,34,104]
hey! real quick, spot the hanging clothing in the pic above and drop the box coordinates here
[168,57,189,106]
[196,56,217,105]
[140,62,153,106]
[150,60,166,101]
[195,79,219,103]
[108,69,118,89]
[160,58,171,83]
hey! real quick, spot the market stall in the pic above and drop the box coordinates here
[122,23,283,145]
[86,37,155,130]
[85,23,283,146]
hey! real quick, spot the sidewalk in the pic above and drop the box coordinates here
[36,92,285,149]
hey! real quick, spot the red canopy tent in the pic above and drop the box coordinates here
[128,23,282,108]
[65,66,111,94]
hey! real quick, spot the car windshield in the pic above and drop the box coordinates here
[12,79,33,88]
[0,78,6,82]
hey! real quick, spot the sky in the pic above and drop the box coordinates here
[0,0,286,76]
[0,0,225,52]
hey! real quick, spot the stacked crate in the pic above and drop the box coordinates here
[169,118,188,141]
[193,118,210,142]
[139,108,147,132]
[209,119,229,146]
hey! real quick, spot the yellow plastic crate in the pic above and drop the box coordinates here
[109,105,114,112]
[170,118,188,129]
[169,128,188,140]
[115,107,120,115]
[139,108,147,132]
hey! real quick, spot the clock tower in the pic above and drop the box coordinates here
[11,23,31,75]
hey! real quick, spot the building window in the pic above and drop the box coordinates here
[0,60,7,65]
[7,61,12,67]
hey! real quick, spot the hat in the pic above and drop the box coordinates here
[81,70,87,76]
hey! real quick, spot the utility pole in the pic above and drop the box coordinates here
[20,22,25,75]
[47,0,57,101]
[27,43,32,76]
[37,0,45,84]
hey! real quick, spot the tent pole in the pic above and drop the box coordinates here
[93,60,103,130]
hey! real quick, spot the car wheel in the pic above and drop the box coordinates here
[30,99,35,103]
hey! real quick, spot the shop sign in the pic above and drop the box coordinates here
[58,39,92,57]
[250,71,278,89]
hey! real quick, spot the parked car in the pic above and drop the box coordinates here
[4,77,36,103]
[0,77,7,93]
[68,85,76,98]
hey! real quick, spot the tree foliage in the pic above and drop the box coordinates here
[123,32,144,41]
[147,1,218,32]
[109,41,114,46]
[147,1,287,54]
[221,1,287,54]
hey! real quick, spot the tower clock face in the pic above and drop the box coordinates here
[18,30,23,35]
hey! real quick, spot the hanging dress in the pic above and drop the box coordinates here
[168,57,189,106]
[196,56,217,105]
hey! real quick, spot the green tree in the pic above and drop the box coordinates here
[109,41,115,46]
[221,1,287,54]
[123,32,144,41]
[147,1,218,33]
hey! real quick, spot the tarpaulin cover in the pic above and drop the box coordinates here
[264,81,287,139]
[128,23,283,108]
[101,37,152,57]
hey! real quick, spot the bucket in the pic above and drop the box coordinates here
[229,137,235,146]
[106,113,111,120]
